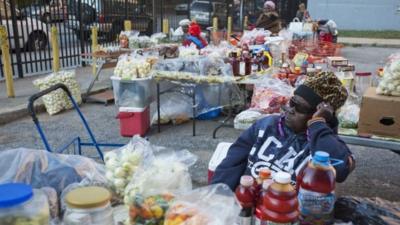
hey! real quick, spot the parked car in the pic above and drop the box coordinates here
[1,0,50,51]
[66,0,153,43]
[175,3,189,15]
[191,1,227,27]
[22,0,67,23]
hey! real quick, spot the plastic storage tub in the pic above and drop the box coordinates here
[117,106,150,137]
[111,76,155,108]
[0,183,50,225]
[64,186,113,225]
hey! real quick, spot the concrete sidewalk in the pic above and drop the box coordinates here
[0,66,114,125]
[338,37,400,48]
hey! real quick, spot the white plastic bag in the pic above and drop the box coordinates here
[164,184,241,225]
[338,99,360,129]
[377,52,400,96]
[33,70,82,115]
[288,18,303,33]
[234,109,267,130]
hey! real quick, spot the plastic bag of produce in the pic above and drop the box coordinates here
[179,44,199,58]
[338,98,360,129]
[124,149,197,225]
[150,92,193,125]
[114,54,153,79]
[164,184,241,225]
[250,77,293,114]
[234,109,268,130]
[377,52,400,96]
[0,148,106,196]
[33,70,81,115]
[151,32,167,44]
[104,136,155,197]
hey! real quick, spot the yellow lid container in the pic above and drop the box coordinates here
[65,187,111,209]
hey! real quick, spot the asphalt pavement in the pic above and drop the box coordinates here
[0,46,400,201]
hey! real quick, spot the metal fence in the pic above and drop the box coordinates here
[0,0,303,79]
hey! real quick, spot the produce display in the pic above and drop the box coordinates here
[33,70,81,115]
[114,54,156,80]
[377,52,400,96]
[105,137,154,197]
[338,101,360,129]
[0,212,49,225]
[153,71,236,84]
[124,150,197,225]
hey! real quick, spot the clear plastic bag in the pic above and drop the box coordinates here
[164,184,241,225]
[151,32,168,45]
[104,136,155,197]
[33,70,82,115]
[114,54,153,79]
[234,109,267,130]
[0,148,106,195]
[179,44,199,58]
[150,92,193,125]
[250,77,293,114]
[124,150,197,225]
[377,52,400,96]
[240,28,271,46]
[338,97,360,129]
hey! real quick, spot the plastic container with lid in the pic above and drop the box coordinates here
[63,186,113,225]
[0,183,50,225]
[355,72,372,96]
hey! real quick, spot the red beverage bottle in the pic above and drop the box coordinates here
[255,171,299,225]
[230,52,240,76]
[297,151,336,225]
[253,168,272,198]
[236,175,256,225]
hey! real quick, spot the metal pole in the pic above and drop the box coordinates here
[78,0,86,66]
[157,82,161,133]
[0,26,15,97]
[239,0,244,31]
[187,0,191,20]
[51,26,60,72]
[9,0,23,78]
[152,0,157,33]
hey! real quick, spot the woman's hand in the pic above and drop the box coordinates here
[313,102,334,122]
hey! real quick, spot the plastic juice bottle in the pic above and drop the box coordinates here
[236,175,256,225]
[254,180,270,225]
[297,151,336,225]
[253,168,272,197]
[260,171,299,225]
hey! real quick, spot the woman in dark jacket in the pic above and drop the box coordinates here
[212,72,355,190]
[255,1,282,35]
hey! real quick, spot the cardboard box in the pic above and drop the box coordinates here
[358,87,400,138]
[327,56,349,67]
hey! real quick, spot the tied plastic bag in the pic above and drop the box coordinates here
[33,70,82,115]
[338,98,360,129]
[124,150,197,225]
[150,92,193,125]
[0,148,106,196]
[164,184,241,225]
[234,109,268,130]
[377,52,400,96]
[104,136,155,197]
[240,28,271,46]
[251,77,293,114]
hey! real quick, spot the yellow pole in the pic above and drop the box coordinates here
[212,17,218,32]
[51,26,60,72]
[91,26,98,76]
[243,16,248,31]
[0,25,14,97]
[162,19,169,34]
[124,20,132,31]
[227,16,232,41]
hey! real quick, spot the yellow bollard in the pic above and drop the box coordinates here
[0,26,14,97]
[162,19,169,34]
[243,16,248,31]
[212,17,218,32]
[227,16,232,41]
[51,26,60,72]
[91,26,98,76]
[124,20,132,31]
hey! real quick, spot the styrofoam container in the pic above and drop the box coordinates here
[111,76,155,108]
[208,142,232,184]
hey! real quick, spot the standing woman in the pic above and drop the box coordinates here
[255,1,282,35]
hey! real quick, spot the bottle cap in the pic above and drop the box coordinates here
[240,175,254,187]
[0,183,33,208]
[259,168,271,179]
[273,171,291,184]
[313,151,330,165]
[65,186,111,209]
